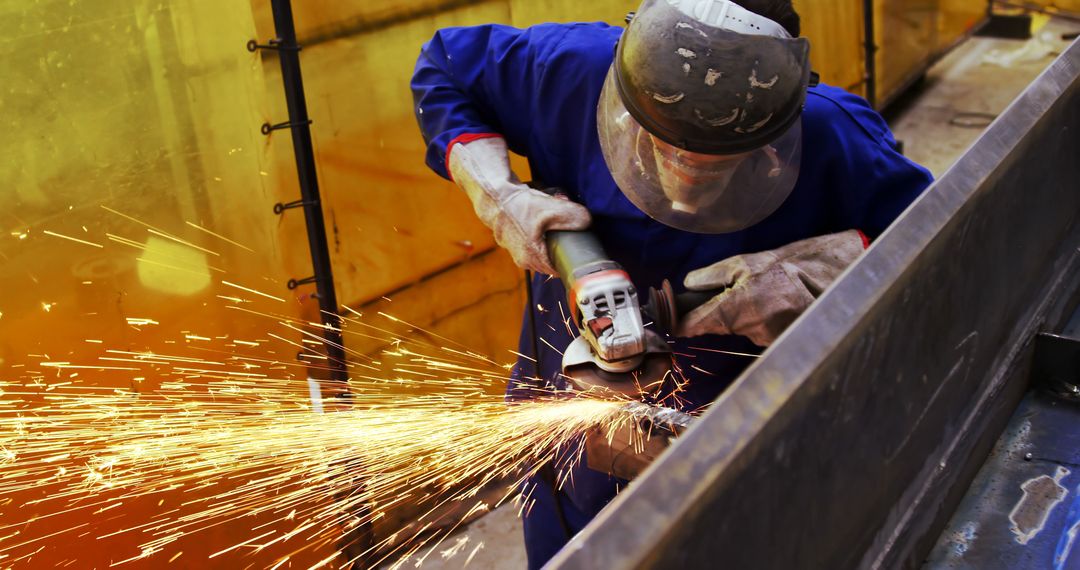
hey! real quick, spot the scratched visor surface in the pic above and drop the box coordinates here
[0,1,328,566]
[597,68,802,234]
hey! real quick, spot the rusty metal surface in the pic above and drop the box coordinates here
[547,38,1080,570]
[924,391,1080,569]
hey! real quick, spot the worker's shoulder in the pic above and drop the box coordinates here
[804,83,894,145]
[428,21,618,49]
[533,22,622,69]
[427,22,618,71]
[544,21,623,50]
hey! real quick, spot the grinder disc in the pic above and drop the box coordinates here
[561,333,673,397]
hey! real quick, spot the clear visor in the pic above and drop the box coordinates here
[597,68,802,234]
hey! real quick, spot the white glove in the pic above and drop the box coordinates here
[678,230,867,347]
[448,137,592,275]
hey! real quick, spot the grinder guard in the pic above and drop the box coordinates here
[562,331,673,395]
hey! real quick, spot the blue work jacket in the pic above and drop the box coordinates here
[411,21,933,567]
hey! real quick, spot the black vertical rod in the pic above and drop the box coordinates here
[524,270,542,384]
[265,4,373,565]
[267,0,349,387]
[863,0,878,108]
[523,270,574,540]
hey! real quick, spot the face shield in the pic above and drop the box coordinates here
[598,0,812,234]
[598,67,802,234]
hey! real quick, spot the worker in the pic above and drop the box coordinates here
[411,0,933,566]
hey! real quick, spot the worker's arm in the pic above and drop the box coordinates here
[808,86,935,239]
[412,24,600,274]
[447,137,590,275]
[411,24,566,180]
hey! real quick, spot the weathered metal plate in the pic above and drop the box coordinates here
[925,392,1080,569]
[547,39,1080,570]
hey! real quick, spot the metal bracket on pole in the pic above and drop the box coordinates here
[288,276,317,290]
[246,38,302,53]
[273,199,315,215]
[261,120,312,136]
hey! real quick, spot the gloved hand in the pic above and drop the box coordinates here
[448,137,591,275]
[678,230,867,346]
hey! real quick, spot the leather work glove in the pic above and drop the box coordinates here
[448,137,591,275]
[678,230,867,347]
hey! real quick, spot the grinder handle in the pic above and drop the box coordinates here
[527,183,618,287]
[546,229,613,289]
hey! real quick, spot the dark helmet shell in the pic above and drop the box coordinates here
[615,0,812,155]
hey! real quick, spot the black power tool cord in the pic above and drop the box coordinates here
[524,270,574,542]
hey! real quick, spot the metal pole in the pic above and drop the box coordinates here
[261,4,374,565]
[266,0,349,388]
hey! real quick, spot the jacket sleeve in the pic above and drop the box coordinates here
[411,24,567,180]
[811,89,935,239]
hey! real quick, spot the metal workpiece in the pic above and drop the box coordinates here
[618,401,694,435]
[548,39,1080,570]
[586,403,694,481]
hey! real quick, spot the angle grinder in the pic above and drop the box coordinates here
[546,227,720,396]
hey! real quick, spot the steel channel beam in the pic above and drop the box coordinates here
[548,39,1080,570]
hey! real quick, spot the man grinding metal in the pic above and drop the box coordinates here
[410,0,933,566]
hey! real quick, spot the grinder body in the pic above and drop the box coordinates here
[546,229,673,395]
[547,229,646,370]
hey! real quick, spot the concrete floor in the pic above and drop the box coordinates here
[889,17,1075,177]
[389,502,526,569]
[389,17,1079,570]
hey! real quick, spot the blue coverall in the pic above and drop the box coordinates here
[411,22,933,568]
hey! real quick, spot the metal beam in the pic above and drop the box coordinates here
[264,3,370,565]
[548,38,1080,570]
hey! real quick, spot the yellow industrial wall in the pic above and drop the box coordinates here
[876,0,986,105]
[0,0,298,371]
[1028,0,1080,12]
[0,1,338,567]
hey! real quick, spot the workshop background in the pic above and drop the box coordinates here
[1,0,1075,567]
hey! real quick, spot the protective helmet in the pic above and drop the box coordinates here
[598,0,813,233]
